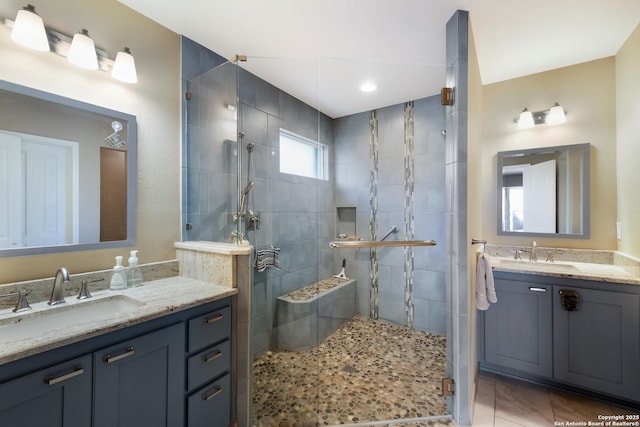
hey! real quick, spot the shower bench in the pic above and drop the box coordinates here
[275,277,356,351]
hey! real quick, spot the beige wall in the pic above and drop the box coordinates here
[616,23,640,259]
[467,22,484,422]
[481,58,618,250]
[0,0,181,283]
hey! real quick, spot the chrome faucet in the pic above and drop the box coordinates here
[529,241,538,262]
[48,268,70,306]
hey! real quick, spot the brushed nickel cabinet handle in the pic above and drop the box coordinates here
[202,350,222,363]
[202,386,222,401]
[203,313,223,324]
[44,366,85,385]
[103,346,135,363]
[529,287,547,292]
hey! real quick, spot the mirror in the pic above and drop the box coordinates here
[497,143,590,238]
[0,80,137,257]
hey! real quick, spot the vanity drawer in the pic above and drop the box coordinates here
[187,373,231,427]
[188,306,231,353]
[187,339,231,390]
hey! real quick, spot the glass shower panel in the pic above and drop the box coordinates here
[183,60,239,243]
[238,55,450,425]
[315,58,449,425]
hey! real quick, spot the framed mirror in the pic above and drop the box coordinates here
[497,143,590,238]
[0,80,137,257]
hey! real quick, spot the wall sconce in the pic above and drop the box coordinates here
[517,103,566,129]
[10,4,49,51]
[4,5,138,83]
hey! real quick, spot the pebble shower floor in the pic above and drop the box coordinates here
[251,315,449,426]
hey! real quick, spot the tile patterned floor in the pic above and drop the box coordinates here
[474,372,640,427]
[252,315,448,426]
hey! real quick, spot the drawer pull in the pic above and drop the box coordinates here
[103,346,135,364]
[202,386,222,401]
[203,313,223,324]
[203,350,223,363]
[44,366,85,385]
[529,287,547,292]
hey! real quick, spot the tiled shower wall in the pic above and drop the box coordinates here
[181,37,448,354]
[333,97,447,335]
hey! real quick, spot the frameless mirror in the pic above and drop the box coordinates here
[0,80,137,257]
[497,143,590,238]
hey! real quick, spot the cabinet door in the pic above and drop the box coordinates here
[553,286,640,402]
[0,354,92,427]
[94,323,185,427]
[484,279,552,377]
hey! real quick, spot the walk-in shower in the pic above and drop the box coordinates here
[183,53,451,426]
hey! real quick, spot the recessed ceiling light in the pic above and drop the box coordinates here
[360,81,378,93]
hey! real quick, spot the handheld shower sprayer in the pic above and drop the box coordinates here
[239,180,254,216]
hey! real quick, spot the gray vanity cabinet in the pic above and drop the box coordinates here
[93,322,185,427]
[0,354,92,427]
[553,286,640,402]
[482,277,553,378]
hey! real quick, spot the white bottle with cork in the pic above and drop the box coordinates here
[127,250,143,287]
[110,256,127,290]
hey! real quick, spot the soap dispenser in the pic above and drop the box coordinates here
[127,250,143,287]
[110,256,127,290]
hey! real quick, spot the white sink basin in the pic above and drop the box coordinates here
[0,295,145,343]
[492,258,579,272]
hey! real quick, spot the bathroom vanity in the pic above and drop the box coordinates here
[478,255,640,406]
[0,277,236,427]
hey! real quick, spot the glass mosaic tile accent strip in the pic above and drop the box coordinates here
[369,110,380,320]
[404,101,416,328]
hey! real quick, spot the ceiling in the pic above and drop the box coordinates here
[118,0,640,118]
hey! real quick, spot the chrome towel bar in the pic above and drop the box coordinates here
[329,240,437,248]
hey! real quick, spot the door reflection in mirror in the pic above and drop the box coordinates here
[497,143,590,238]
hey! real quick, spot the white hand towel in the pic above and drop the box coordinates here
[476,253,497,310]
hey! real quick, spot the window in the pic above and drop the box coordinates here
[279,129,327,180]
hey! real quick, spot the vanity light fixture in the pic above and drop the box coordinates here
[10,4,49,52]
[67,29,98,70]
[516,103,566,129]
[4,8,138,84]
[111,47,138,84]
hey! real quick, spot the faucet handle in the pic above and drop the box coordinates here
[545,249,563,263]
[78,278,104,300]
[0,290,32,313]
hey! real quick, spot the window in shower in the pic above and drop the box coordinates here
[279,128,327,180]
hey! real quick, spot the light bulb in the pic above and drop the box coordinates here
[517,108,535,129]
[546,102,566,125]
[112,47,138,84]
[67,29,98,70]
[11,4,50,52]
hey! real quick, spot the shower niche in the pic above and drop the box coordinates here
[336,206,356,239]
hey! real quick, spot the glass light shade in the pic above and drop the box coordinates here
[11,5,50,52]
[546,103,566,125]
[517,108,535,129]
[67,29,98,70]
[112,48,138,83]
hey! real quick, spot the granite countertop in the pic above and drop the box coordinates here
[490,256,640,286]
[0,276,237,365]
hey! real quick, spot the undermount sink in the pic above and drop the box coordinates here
[0,294,145,343]
[492,258,579,272]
